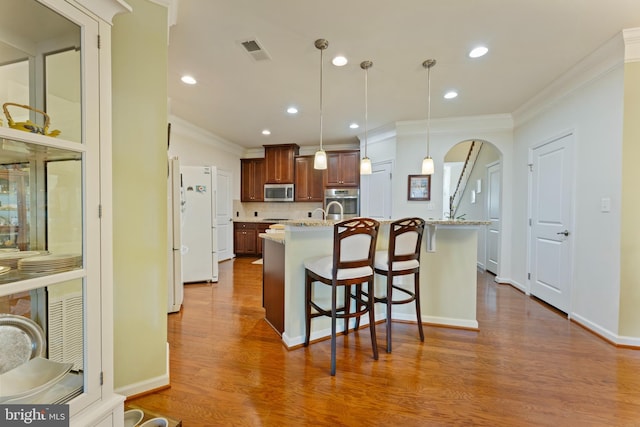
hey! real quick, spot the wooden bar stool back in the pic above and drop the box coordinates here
[374,217,425,352]
[304,217,380,376]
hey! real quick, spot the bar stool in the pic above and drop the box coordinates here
[373,217,425,353]
[304,217,380,376]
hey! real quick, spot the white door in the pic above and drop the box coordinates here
[486,161,501,275]
[529,134,575,313]
[362,161,392,219]
[216,169,233,261]
[168,157,183,312]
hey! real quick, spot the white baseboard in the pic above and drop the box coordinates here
[571,313,640,347]
[114,343,170,397]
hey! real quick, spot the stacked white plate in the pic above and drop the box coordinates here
[18,253,82,274]
[0,251,48,269]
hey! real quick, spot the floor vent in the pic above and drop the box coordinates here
[240,38,271,61]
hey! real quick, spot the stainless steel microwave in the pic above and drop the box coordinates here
[264,183,294,202]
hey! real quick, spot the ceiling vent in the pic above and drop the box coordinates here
[240,38,271,61]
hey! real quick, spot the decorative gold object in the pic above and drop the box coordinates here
[2,103,60,137]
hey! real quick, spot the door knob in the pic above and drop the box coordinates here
[556,230,570,236]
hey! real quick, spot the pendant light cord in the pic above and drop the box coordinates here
[364,64,368,158]
[421,59,436,160]
[426,63,431,158]
[319,46,324,151]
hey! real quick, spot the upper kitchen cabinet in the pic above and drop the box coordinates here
[0,0,128,423]
[241,158,266,201]
[294,155,324,202]
[264,144,299,184]
[325,150,360,188]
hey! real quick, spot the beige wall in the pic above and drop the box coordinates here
[619,60,640,337]
[112,0,168,391]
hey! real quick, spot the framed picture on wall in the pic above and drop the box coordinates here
[408,174,431,201]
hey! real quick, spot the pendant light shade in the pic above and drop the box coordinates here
[314,149,327,169]
[360,157,372,175]
[314,39,329,170]
[422,59,436,175]
[421,157,434,175]
[360,60,373,175]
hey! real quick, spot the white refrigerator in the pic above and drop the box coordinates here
[168,157,184,313]
[181,165,219,283]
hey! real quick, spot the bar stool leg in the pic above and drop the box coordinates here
[330,283,337,376]
[368,279,379,360]
[304,272,312,347]
[414,271,424,342]
[386,271,393,353]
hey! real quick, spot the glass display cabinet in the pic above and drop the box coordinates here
[0,0,129,425]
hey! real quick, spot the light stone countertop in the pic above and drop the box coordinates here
[279,218,490,227]
[258,219,490,245]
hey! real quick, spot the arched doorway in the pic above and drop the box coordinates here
[443,140,502,274]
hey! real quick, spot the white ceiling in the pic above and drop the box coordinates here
[167,0,640,149]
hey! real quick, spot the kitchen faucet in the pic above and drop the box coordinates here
[325,201,344,220]
[311,207,326,219]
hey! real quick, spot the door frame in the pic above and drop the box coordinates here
[361,159,393,219]
[526,130,577,315]
[485,160,501,275]
[216,168,234,261]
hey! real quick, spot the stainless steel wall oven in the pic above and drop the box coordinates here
[324,188,359,220]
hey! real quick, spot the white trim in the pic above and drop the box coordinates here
[513,33,624,126]
[396,114,514,136]
[74,0,131,24]
[496,278,527,294]
[623,28,640,62]
[70,394,125,427]
[169,114,245,157]
[114,372,170,398]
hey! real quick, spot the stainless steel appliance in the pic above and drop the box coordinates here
[324,188,359,220]
[264,183,294,202]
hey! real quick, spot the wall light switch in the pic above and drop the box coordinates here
[601,197,611,213]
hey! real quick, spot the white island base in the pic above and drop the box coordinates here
[261,219,487,349]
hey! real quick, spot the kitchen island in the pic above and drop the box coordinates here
[260,219,489,348]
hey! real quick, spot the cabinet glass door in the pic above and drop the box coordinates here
[0,0,101,414]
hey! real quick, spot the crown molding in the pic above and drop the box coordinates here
[396,114,513,136]
[513,31,624,126]
[75,0,131,24]
[169,114,245,157]
[623,27,640,63]
[148,0,178,26]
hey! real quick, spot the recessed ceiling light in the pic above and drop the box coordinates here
[469,46,488,58]
[286,107,298,114]
[444,91,458,99]
[262,129,271,135]
[181,75,197,85]
[349,123,359,129]
[332,56,348,66]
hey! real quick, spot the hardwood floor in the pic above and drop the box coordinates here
[129,257,640,426]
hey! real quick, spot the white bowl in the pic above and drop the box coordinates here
[139,418,168,427]
[124,409,144,427]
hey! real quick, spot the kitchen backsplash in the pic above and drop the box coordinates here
[234,200,323,220]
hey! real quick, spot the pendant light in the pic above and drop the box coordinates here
[360,60,373,175]
[421,59,436,175]
[314,39,328,170]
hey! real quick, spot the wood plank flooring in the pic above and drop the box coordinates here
[129,257,640,426]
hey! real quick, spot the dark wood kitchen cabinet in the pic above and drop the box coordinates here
[234,222,270,256]
[294,155,324,201]
[262,238,285,334]
[264,144,299,184]
[241,158,265,201]
[325,150,360,187]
